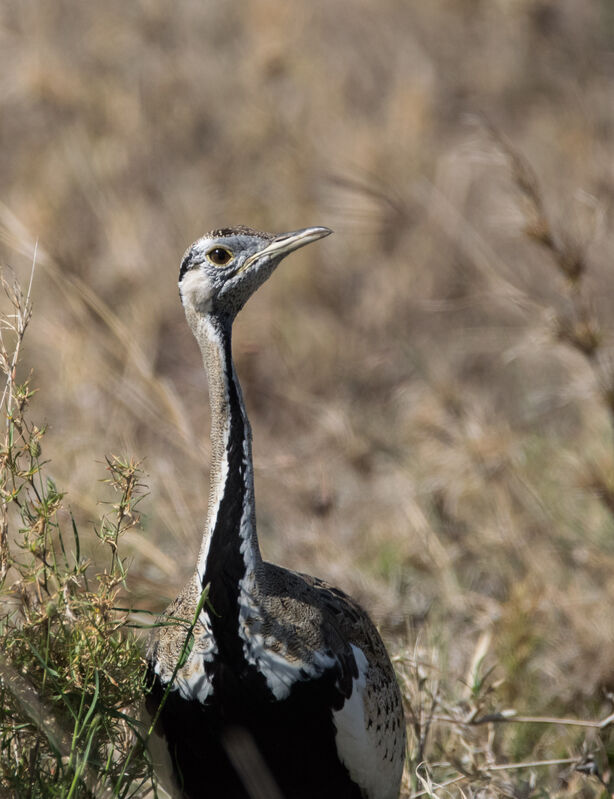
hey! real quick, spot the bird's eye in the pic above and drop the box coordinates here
[206,247,233,267]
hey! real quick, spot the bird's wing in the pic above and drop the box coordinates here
[332,643,404,799]
[255,567,405,798]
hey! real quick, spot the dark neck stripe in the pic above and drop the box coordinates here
[202,316,252,650]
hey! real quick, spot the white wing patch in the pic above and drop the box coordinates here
[333,645,400,799]
[242,630,336,700]
[237,589,336,700]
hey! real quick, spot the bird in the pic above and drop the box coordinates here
[145,225,406,799]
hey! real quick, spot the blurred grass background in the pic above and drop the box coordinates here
[2,0,614,794]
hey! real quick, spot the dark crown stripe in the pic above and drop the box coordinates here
[208,225,275,240]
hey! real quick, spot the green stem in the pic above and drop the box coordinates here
[112,583,210,797]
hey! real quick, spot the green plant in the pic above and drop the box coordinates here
[0,271,156,798]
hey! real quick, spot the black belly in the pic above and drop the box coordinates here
[146,661,363,799]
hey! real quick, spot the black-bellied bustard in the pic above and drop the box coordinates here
[146,226,405,799]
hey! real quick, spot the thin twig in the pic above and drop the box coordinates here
[486,756,578,771]
[411,757,580,798]
[411,772,467,798]
[433,711,614,729]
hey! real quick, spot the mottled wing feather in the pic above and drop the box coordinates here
[261,565,406,799]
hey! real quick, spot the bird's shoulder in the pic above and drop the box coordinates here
[248,562,400,709]
[255,563,406,799]
[257,561,388,663]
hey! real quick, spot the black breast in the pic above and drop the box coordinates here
[146,658,363,799]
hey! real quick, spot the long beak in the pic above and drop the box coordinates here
[238,226,332,273]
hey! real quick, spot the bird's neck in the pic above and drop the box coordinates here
[191,312,262,592]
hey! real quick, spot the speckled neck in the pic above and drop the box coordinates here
[186,309,262,593]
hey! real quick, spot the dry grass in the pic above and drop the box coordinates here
[2,0,614,795]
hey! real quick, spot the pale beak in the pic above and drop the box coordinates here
[238,226,332,273]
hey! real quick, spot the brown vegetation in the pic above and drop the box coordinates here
[2,0,614,795]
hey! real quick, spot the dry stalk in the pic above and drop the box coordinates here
[485,123,614,521]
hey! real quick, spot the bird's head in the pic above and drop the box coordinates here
[178,225,332,321]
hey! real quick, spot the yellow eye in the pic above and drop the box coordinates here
[206,247,233,267]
